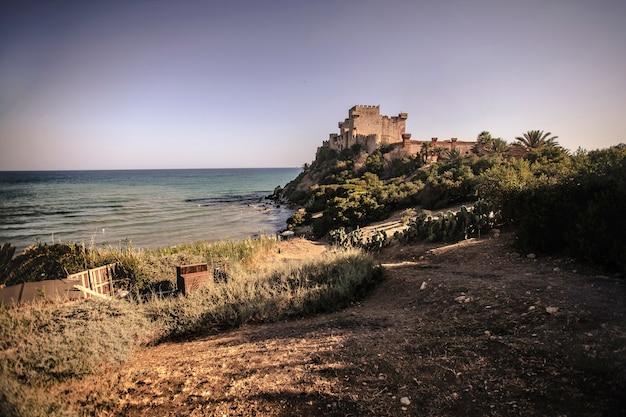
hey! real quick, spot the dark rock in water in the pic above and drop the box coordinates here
[268,185,283,201]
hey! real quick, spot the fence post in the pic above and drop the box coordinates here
[107,264,115,295]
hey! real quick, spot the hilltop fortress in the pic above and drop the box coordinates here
[322,105,475,160]
[280,105,477,198]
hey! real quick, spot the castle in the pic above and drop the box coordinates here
[322,105,475,160]
[324,105,408,153]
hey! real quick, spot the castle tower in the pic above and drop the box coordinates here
[402,133,412,150]
[330,105,408,152]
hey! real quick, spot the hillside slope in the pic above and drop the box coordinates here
[57,233,626,416]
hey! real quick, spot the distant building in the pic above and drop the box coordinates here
[401,135,475,162]
[323,105,408,153]
[321,105,475,160]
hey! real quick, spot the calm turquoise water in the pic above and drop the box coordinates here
[0,168,301,252]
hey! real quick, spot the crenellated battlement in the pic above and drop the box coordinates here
[327,105,407,153]
[351,105,380,111]
[322,105,475,160]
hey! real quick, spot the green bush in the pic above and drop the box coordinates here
[3,243,92,286]
[287,208,309,228]
[398,200,501,244]
[501,147,626,273]
[418,157,492,209]
[472,145,625,273]
[291,139,626,273]
[364,150,385,175]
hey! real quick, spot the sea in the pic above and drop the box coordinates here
[0,168,302,253]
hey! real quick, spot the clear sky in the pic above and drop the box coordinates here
[1,0,625,170]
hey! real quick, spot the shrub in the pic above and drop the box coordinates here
[502,147,626,273]
[419,160,481,209]
[287,208,309,228]
[398,200,500,244]
[328,228,389,252]
[0,299,151,386]
[4,243,92,285]
[0,372,69,417]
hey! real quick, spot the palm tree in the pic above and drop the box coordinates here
[433,146,449,162]
[420,142,433,163]
[514,130,559,151]
[472,131,493,156]
[491,138,510,156]
[447,148,462,161]
[473,131,510,157]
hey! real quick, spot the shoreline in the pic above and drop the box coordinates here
[1,168,302,254]
[4,196,297,254]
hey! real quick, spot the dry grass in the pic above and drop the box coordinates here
[90,236,279,292]
[0,239,381,417]
[143,248,383,342]
[0,298,152,416]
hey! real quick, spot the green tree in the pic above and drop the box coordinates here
[433,146,449,161]
[472,131,494,156]
[420,142,433,163]
[445,148,462,162]
[514,130,559,152]
[364,150,384,175]
[491,138,510,156]
[472,131,510,157]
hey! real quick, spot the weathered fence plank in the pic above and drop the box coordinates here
[68,263,116,299]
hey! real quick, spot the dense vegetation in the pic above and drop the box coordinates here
[283,134,626,274]
[487,146,626,273]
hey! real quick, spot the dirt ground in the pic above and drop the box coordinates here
[58,232,626,416]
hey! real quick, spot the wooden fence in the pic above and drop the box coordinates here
[67,263,116,299]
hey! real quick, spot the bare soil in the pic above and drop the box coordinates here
[58,232,626,416]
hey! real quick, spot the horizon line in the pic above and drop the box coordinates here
[0,167,303,172]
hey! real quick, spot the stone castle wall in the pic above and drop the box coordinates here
[322,105,475,159]
[402,137,475,161]
[326,105,407,153]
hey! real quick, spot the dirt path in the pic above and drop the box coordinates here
[60,233,626,416]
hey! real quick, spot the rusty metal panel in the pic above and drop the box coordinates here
[178,273,213,295]
[176,263,212,295]
[177,263,208,275]
[0,279,85,307]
